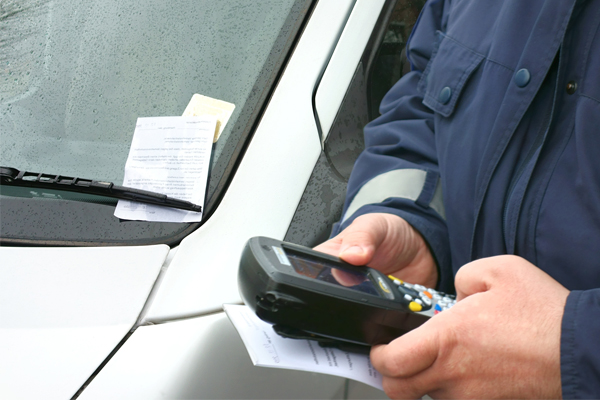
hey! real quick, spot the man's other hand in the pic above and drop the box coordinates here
[370,255,569,399]
[314,213,437,288]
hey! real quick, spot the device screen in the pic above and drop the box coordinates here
[284,250,380,297]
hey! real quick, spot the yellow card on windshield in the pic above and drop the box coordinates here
[182,94,235,143]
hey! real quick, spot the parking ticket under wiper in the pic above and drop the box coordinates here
[0,166,202,213]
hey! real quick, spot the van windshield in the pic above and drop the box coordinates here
[0,0,311,246]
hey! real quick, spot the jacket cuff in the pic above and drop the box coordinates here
[561,289,600,399]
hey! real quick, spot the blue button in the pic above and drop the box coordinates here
[435,304,442,312]
[514,68,531,87]
[438,86,452,104]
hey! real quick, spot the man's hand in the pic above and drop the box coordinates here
[370,255,569,399]
[314,213,437,288]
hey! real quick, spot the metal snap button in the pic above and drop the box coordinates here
[515,68,531,88]
[438,86,452,104]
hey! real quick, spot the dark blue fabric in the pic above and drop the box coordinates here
[332,0,600,397]
[561,290,600,398]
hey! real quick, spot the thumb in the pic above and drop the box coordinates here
[371,324,439,378]
[336,215,389,266]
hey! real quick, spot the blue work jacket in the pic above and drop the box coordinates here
[333,0,600,397]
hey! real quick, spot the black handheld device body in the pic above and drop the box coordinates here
[238,236,455,348]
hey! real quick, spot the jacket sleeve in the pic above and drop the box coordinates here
[560,289,600,398]
[331,0,454,293]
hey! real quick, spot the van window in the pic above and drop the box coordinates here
[0,0,312,246]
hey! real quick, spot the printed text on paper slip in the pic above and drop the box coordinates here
[223,304,383,390]
[115,116,216,222]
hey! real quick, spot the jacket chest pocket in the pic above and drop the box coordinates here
[419,32,484,117]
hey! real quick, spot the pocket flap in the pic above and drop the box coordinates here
[419,33,484,117]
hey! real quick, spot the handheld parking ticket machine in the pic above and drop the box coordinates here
[238,237,456,351]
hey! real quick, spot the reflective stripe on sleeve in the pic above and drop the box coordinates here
[430,176,445,219]
[341,169,446,223]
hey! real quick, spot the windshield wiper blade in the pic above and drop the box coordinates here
[0,166,202,213]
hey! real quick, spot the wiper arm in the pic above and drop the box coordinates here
[0,166,202,213]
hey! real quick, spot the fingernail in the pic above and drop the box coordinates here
[340,245,365,257]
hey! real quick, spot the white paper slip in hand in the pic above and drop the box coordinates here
[223,304,383,391]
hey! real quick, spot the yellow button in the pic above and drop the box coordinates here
[388,275,403,284]
[409,302,422,312]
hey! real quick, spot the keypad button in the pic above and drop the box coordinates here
[409,302,422,312]
[404,294,413,301]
